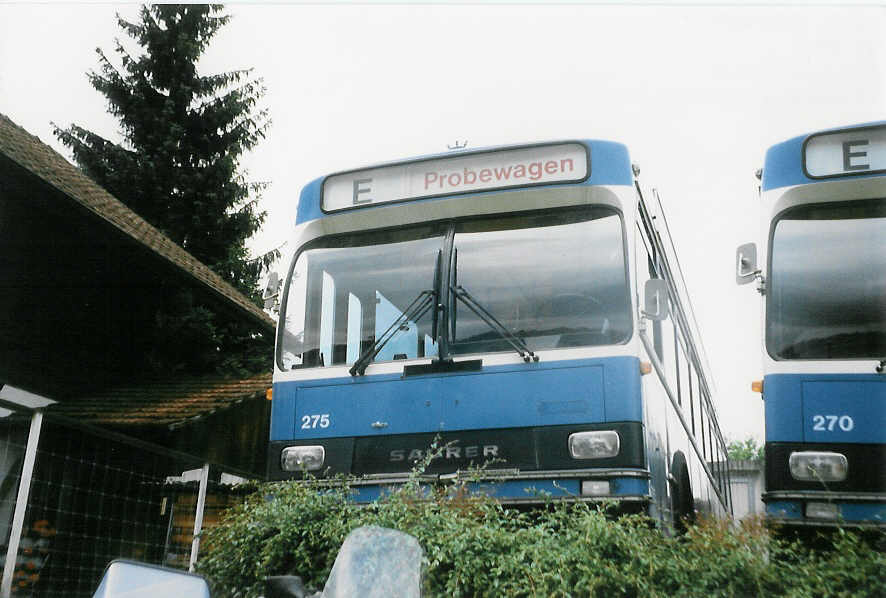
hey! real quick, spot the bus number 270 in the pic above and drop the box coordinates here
[811,414,854,432]
[301,414,331,429]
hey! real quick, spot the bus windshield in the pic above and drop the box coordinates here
[767,198,886,360]
[449,207,630,354]
[278,206,631,370]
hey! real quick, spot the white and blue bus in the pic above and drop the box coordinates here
[737,122,886,527]
[270,140,731,526]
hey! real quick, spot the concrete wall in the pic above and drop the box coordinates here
[728,459,765,519]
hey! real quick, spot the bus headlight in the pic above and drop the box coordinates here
[569,431,620,459]
[281,446,325,471]
[788,451,847,482]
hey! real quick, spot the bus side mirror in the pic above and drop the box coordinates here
[643,279,669,321]
[263,271,281,309]
[735,243,758,285]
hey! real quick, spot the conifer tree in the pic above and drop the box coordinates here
[54,5,274,375]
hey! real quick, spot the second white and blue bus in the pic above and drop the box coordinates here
[737,121,885,527]
[270,139,731,527]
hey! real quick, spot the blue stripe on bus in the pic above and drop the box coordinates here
[271,356,642,441]
[347,476,648,503]
[761,120,886,191]
[466,479,581,499]
[765,500,803,520]
[763,374,886,444]
[295,139,634,224]
[348,479,581,502]
[611,477,649,496]
[766,500,886,524]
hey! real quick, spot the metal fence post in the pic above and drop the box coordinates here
[1,410,43,598]
[189,463,210,572]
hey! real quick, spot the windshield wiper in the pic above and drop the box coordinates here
[349,289,436,376]
[450,284,539,363]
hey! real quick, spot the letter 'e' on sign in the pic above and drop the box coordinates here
[321,142,589,212]
[803,124,886,179]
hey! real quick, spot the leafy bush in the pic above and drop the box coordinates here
[726,437,765,463]
[198,474,884,597]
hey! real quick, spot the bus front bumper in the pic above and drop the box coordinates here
[288,468,651,506]
[764,491,886,527]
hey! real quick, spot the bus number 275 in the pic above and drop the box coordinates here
[301,414,331,429]
[811,414,854,432]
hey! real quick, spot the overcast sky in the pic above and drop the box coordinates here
[2,1,884,441]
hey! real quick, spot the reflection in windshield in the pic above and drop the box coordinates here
[451,208,631,355]
[280,227,445,369]
[767,199,886,359]
[278,206,631,370]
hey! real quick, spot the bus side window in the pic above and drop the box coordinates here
[635,224,651,307]
[699,395,708,462]
[715,429,725,497]
[687,359,696,434]
[675,331,694,414]
[660,310,677,388]
[707,406,716,475]
[674,329,683,407]
[696,371,705,451]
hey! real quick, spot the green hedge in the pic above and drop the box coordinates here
[197,475,884,598]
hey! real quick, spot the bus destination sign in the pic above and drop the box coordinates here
[322,142,589,212]
[804,125,886,179]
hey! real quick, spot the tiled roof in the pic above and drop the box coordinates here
[0,112,275,333]
[47,372,272,427]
